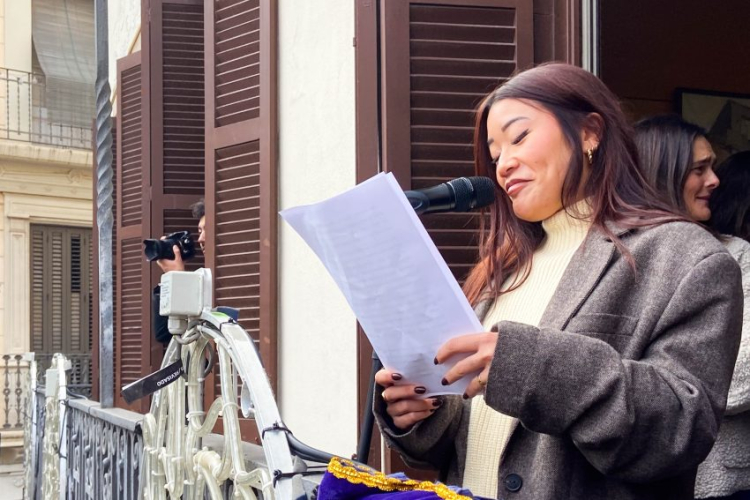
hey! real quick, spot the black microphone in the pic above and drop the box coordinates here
[405,176,496,215]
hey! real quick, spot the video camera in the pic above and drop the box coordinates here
[143,230,196,262]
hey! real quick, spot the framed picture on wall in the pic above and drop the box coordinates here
[676,88,750,161]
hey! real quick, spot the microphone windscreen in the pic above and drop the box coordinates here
[469,176,497,209]
[448,176,496,211]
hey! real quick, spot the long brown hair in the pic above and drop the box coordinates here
[634,114,708,213]
[463,63,684,306]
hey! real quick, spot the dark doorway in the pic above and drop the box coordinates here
[599,0,750,127]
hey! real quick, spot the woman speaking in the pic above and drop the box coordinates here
[374,64,743,500]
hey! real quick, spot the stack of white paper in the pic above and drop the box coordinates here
[280,173,483,396]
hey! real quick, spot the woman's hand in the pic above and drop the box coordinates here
[435,332,499,399]
[375,369,442,430]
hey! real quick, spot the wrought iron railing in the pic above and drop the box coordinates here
[1,354,27,430]
[22,355,42,500]
[65,398,143,500]
[0,67,92,150]
[22,353,144,500]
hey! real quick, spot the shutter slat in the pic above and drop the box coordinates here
[411,74,507,94]
[410,4,515,25]
[411,40,515,60]
[216,0,259,18]
[411,23,515,43]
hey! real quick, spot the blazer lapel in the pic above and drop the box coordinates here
[473,299,492,323]
[539,223,627,331]
[472,224,628,332]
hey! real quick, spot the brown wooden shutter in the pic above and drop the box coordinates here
[30,225,93,394]
[204,0,277,441]
[383,0,532,283]
[114,51,150,412]
[355,0,533,472]
[143,0,206,371]
[31,230,44,355]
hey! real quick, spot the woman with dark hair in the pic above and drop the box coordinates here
[634,115,720,222]
[373,64,743,500]
[711,151,750,242]
[635,119,750,500]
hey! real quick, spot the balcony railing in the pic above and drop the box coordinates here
[0,67,92,150]
[1,354,27,430]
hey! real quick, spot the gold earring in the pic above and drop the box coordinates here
[586,148,594,164]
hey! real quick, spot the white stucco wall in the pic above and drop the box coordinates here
[3,0,32,72]
[0,0,6,67]
[3,0,32,136]
[108,0,140,94]
[278,2,358,456]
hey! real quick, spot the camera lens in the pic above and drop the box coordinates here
[143,231,195,262]
[143,239,175,262]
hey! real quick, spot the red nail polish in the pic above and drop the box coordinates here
[415,386,426,395]
[462,393,469,400]
[391,373,403,381]
[441,378,449,386]
[433,357,439,365]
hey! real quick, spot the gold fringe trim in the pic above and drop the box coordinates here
[326,457,472,500]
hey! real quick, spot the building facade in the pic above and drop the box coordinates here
[103,0,358,458]
[98,0,750,474]
[0,0,94,460]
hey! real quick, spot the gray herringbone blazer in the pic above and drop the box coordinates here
[375,221,743,500]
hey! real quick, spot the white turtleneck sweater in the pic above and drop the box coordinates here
[462,204,592,499]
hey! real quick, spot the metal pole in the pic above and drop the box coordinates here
[582,0,600,76]
[95,0,114,408]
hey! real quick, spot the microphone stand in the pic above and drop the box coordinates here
[356,350,382,464]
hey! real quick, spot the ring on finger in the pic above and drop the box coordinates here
[476,375,487,388]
